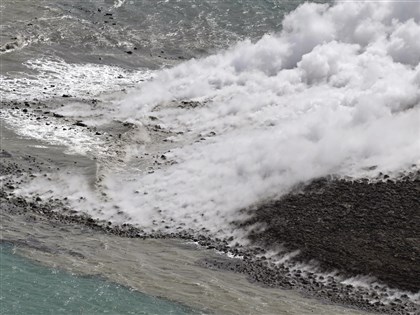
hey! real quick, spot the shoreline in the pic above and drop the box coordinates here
[2,168,418,315]
[1,101,419,314]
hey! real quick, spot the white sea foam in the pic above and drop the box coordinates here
[0,57,152,101]
[14,1,420,239]
[0,109,107,157]
[113,0,127,9]
[1,57,152,156]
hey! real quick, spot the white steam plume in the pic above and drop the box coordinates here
[21,1,420,238]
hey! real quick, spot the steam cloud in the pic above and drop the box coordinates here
[19,0,420,237]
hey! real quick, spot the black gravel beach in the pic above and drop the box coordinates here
[243,176,420,294]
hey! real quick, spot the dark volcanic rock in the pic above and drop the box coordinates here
[241,177,420,292]
[0,150,12,158]
[74,121,87,127]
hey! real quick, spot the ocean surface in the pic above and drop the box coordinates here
[1,0,420,314]
[0,244,194,315]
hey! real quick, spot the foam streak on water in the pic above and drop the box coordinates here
[0,57,152,101]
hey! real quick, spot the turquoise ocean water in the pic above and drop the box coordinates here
[0,244,194,315]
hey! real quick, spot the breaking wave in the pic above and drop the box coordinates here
[0,58,152,101]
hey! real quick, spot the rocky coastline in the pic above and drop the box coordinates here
[1,100,419,315]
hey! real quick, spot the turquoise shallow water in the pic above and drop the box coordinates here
[0,244,195,315]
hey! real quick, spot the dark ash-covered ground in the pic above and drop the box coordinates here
[241,176,420,293]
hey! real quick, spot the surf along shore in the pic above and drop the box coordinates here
[1,99,419,315]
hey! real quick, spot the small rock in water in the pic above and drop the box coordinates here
[74,121,87,127]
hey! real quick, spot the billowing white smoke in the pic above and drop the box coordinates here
[23,1,420,237]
